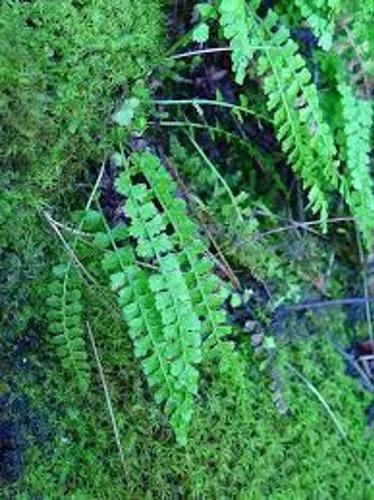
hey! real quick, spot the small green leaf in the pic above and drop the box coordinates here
[230,293,242,308]
[112,97,140,127]
[192,23,210,43]
[196,3,217,19]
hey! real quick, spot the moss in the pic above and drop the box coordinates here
[1,1,373,497]
[0,0,163,191]
[3,293,372,496]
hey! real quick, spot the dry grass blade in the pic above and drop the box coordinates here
[87,321,127,477]
[286,362,373,486]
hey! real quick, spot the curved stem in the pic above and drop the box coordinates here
[153,98,273,124]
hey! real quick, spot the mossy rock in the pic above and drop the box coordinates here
[0,0,163,191]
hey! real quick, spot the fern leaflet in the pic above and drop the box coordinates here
[218,0,260,84]
[47,263,90,393]
[292,0,341,51]
[338,83,374,247]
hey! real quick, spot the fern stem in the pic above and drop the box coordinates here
[154,120,261,154]
[355,228,374,345]
[43,211,100,288]
[255,216,354,239]
[153,98,272,124]
[186,133,244,224]
[170,45,280,59]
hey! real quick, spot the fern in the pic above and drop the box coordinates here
[101,241,194,445]
[212,4,340,220]
[97,155,202,444]
[218,0,260,84]
[291,0,341,51]
[46,263,90,393]
[94,151,242,442]
[338,83,374,247]
[116,160,202,374]
[131,152,233,353]
[255,10,339,220]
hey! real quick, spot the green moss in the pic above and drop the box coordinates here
[1,1,373,497]
[0,0,163,190]
[3,293,372,497]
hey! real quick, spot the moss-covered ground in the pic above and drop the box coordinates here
[1,1,373,497]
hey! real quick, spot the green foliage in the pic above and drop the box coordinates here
[338,83,374,246]
[256,10,339,220]
[194,2,374,243]
[90,151,239,444]
[283,0,341,50]
[132,152,233,353]
[0,0,163,189]
[47,263,90,393]
[2,0,374,496]
[5,312,373,497]
[169,137,303,305]
[343,0,374,79]
[104,241,195,445]
[217,0,259,84]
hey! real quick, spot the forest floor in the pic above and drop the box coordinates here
[1,1,373,497]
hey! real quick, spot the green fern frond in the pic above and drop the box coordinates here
[213,4,340,220]
[115,163,202,373]
[46,263,90,393]
[101,241,195,445]
[255,10,339,220]
[292,0,341,51]
[218,0,260,84]
[338,83,374,247]
[96,151,244,441]
[132,152,233,355]
[96,156,209,444]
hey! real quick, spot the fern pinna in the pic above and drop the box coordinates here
[47,263,90,393]
[97,151,236,444]
[280,0,341,51]
[338,83,374,247]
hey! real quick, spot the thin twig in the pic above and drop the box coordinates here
[153,98,272,124]
[286,362,373,485]
[44,217,91,237]
[186,132,244,224]
[327,338,374,393]
[87,322,127,476]
[170,47,232,59]
[170,45,280,60]
[43,211,100,287]
[282,296,374,313]
[86,158,107,210]
[256,216,354,240]
[154,120,259,153]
